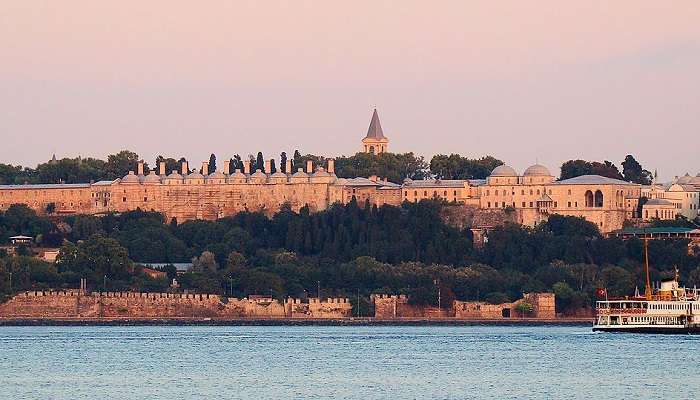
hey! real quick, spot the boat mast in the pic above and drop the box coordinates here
[644,236,652,300]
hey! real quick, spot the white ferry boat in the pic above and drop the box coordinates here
[593,239,700,334]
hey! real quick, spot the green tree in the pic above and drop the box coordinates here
[560,159,623,180]
[256,152,265,172]
[208,153,217,173]
[56,234,134,289]
[429,154,503,179]
[104,150,141,180]
[621,155,652,185]
[280,152,288,173]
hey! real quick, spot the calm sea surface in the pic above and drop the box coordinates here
[0,324,697,399]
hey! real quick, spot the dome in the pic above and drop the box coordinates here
[490,165,518,177]
[185,171,204,180]
[143,171,162,184]
[677,173,693,184]
[523,164,551,177]
[311,167,330,177]
[645,198,673,206]
[292,168,308,178]
[165,170,183,180]
[403,178,413,185]
[228,169,247,183]
[121,171,140,184]
[251,170,267,178]
[249,169,268,183]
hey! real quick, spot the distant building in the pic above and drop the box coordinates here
[1,111,691,234]
[361,109,389,155]
[641,173,700,221]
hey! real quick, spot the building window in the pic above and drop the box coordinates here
[487,202,491,208]
[568,202,571,208]
[529,202,533,207]
[123,197,126,202]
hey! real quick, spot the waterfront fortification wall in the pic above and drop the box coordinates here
[0,290,352,320]
[372,292,555,320]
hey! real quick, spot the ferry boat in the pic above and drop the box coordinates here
[593,239,700,334]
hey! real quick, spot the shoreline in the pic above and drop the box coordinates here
[0,317,592,327]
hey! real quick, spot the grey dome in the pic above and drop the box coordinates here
[121,171,140,184]
[227,169,247,183]
[490,165,518,177]
[523,164,551,177]
[677,173,693,184]
[645,198,673,206]
[143,171,162,184]
[165,170,183,180]
[292,168,308,178]
[207,171,226,179]
[311,167,330,177]
[185,171,204,180]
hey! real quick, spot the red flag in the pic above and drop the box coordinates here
[595,288,607,298]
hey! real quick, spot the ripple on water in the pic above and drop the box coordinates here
[0,325,698,400]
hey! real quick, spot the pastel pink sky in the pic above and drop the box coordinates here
[2,1,699,180]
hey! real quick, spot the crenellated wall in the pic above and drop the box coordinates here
[0,290,352,320]
[372,292,556,320]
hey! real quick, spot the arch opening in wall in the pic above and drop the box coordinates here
[501,308,511,318]
[594,190,604,207]
[585,190,594,207]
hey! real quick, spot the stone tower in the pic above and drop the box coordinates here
[362,109,389,155]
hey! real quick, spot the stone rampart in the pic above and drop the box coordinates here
[373,292,555,320]
[0,291,352,320]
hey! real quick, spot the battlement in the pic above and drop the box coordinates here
[306,297,350,304]
[18,290,220,301]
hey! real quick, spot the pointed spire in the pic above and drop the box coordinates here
[365,109,386,139]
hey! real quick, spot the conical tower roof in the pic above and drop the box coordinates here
[365,109,386,139]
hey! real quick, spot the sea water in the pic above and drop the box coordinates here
[0,324,697,399]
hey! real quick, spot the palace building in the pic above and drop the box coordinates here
[0,109,671,233]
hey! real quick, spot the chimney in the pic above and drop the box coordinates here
[201,161,209,176]
[243,160,251,174]
[137,161,144,176]
[265,159,271,174]
[327,159,335,174]
[285,159,292,174]
[159,162,166,176]
[223,160,231,175]
[306,160,313,174]
[181,161,188,175]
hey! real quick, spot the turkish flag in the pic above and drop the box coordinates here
[596,288,607,298]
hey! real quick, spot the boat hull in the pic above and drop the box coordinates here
[593,326,700,334]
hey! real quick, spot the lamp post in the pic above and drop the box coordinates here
[103,275,107,292]
[317,280,320,300]
[8,272,12,290]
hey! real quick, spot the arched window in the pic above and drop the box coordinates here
[594,190,603,207]
[369,146,375,154]
[585,190,594,207]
